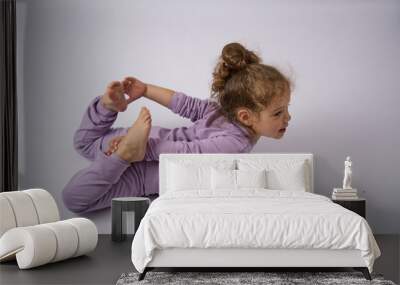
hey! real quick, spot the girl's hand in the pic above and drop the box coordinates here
[100,77,147,113]
[104,135,125,156]
[122,76,147,102]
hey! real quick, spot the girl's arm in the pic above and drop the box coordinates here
[143,83,175,108]
[142,135,249,161]
[144,83,213,122]
[143,84,211,122]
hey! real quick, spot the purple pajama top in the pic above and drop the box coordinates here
[74,91,257,160]
[63,92,258,213]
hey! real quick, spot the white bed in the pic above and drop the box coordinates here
[130,153,381,281]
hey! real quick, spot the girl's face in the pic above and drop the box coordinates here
[252,92,291,140]
[237,91,291,141]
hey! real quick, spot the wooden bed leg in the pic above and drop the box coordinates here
[138,268,148,281]
[354,267,372,280]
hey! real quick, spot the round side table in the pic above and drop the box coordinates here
[111,197,150,242]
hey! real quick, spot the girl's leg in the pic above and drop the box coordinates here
[65,102,158,213]
[62,151,146,214]
[73,95,127,162]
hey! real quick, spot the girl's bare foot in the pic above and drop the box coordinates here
[100,81,128,112]
[115,107,152,163]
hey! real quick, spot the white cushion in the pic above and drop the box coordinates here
[0,189,60,237]
[0,189,98,269]
[210,168,236,190]
[42,221,79,262]
[23,189,60,223]
[166,159,235,192]
[0,196,16,237]
[63,218,98,257]
[211,168,268,190]
[237,158,309,191]
[0,191,40,228]
[0,218,98,269]
[236,169,267,188]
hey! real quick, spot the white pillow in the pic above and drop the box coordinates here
[237,159,308,191]
[236,169,267,189]
[210,168,268,190]
[166,160,235,192]
[210,168,236,190]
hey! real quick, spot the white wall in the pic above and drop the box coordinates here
[17,0,400,234]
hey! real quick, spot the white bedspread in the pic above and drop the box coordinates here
[131,190,381,273]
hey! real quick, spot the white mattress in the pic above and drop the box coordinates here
[131,189,381,273]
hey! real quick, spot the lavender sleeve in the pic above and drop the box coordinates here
[73,95,127,161]
[168,92,213,122]
[143,135,249,161]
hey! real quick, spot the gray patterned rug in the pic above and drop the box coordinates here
[116,271,397,285]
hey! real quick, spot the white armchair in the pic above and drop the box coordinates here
[0,188,98,269]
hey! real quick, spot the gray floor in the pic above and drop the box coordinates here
[0,234,398,285]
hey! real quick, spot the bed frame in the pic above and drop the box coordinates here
[138,153,371,281]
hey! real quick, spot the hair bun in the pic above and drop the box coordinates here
[211,42,263,95]
[221,42,260,71]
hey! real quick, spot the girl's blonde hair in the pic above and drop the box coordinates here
[211,42,293,126]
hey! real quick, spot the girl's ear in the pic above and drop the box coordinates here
[236,108,253,127]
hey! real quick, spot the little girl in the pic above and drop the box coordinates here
[62,42,292,213]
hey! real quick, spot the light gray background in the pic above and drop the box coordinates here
[16,0,400,234]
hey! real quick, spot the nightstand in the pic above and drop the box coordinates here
[111,197,150,242]
[332,198,366,218]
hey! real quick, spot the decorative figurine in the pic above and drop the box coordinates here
[342,156,352,189]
